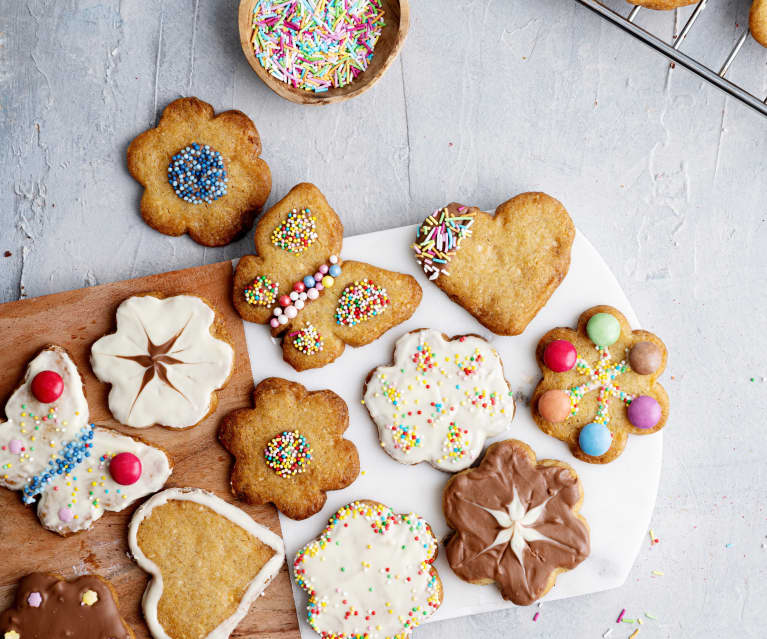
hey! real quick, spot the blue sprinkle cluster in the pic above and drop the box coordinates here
[22,424,95,504]
[167,143,228,204]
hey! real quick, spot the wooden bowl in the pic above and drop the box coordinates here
[238,0,410,105]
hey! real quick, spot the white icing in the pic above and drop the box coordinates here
[476,489,557,566]
[90,295,234,428]
[128,487,285,639]
[0,348,172,535]
[294,501,441,638]
[364,329,516,471]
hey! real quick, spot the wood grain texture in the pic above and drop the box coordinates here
[0,260,300,639]
[238,0,410,104]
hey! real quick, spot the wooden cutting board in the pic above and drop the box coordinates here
[0,260,300,639]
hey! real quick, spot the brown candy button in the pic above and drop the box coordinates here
[629,341,662,375]
[538,389,571,423]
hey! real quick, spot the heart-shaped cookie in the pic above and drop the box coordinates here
[413,192,575,335]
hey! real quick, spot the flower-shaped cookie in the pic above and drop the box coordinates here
[443,439,590,606]
[293,500,443,638]
[0,573,133,639]
[752,0,767,47]
[219,378,359,520]
[363,329,516,471]
[233,182,422,370]
[127,97,271,246]
[531,305,669,464]
[90,293,235,429]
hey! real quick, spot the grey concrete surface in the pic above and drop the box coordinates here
[1,0,766,637]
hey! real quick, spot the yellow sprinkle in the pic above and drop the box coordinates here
[629,630,639,639]
[81,589,98,606]
[652,570,664,576]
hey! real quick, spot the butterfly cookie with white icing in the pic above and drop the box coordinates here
[233,183,422,370]
[363,329,516,472]
[0,345,172,535]
[293,500,443,638]
[90,293,235,429]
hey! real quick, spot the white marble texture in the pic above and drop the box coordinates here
[1,1,766,638]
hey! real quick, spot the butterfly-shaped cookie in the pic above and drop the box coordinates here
[233,183,422,370]
[0,346,172,535]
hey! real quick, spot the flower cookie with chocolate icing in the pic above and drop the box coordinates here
[233,182,422,370]
[129,487,284,639]
[219,377,359,520]
[412,193,575,336]
[532,305,669,463]
[127,97,271,246]
[293,500,443,638]
[0,346,171,535]
[443,439,590,605]
[90,293,235,429]
[363,329,516,472]
[0,573,134,639]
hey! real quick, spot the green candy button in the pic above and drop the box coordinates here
[586,312,620,347]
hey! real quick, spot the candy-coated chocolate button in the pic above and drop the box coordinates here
[586,313,621,347]
[31,370,64,403]
[538,389,571,423]
[578,422,612,457]
[627,395,661,429]
[630,341,662,375]
[543,340,577,372]
[109,452,143,485]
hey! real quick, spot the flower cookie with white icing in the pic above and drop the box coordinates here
[363,329,516,471]
[293,500,443,638]
[0,345,172,535]
[90,293,235,429]
[443,439,590,605]
[129,487,284,639]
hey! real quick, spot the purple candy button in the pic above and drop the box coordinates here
[27,592,42,607]
[628,395,661,429]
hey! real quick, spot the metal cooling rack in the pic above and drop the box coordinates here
[576,0,767,117]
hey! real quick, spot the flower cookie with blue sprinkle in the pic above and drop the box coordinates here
[532,305,669,463]
[127,97,271,246]
[219,377,359,520]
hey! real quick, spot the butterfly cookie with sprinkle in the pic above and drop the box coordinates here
[0,346,172,535]
[233,183,423,370]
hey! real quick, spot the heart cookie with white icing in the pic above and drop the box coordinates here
[233,183,422,370]
[412,193,575,335]
[129,487,284,639]
[0,345,172,535]
[363,329,516,472]
[90,293,235,429]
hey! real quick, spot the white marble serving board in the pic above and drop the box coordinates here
[240,224,662,635]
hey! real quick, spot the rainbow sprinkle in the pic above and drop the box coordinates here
[566,346,633,425]
[244,274,279,307]
[264,430,313,478]
[271,208,318,254]
[335,279,389,326]
[251,0,385,93]
[291,324,324,356]
[413,205,475,280]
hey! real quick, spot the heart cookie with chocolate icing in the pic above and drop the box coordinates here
[412,193,575,336]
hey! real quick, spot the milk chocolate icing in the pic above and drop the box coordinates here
[0,573,131,639]
[443,439,590,605]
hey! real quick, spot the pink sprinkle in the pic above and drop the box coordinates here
[533,612,540,622]
[617,608,626,623]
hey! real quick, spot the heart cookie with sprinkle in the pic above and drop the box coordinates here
[233,183,422,370]
[413,193,575,335]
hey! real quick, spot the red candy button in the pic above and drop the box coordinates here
[31,370,64,403]
[109,452,142,485]
[543,340,577,372]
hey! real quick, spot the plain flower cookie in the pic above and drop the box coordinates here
[219,377,359,520]
[233,183,422,370]
[293,500,443,638]
[127,97,271,246]
[363,329,515,472]
[412,194,574,335]
[0,346,171,535]
[531,305,669,464]
[0,573,134,639]
[443,439,590,606]
[90,293,234,429]
[129,487,284,639]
